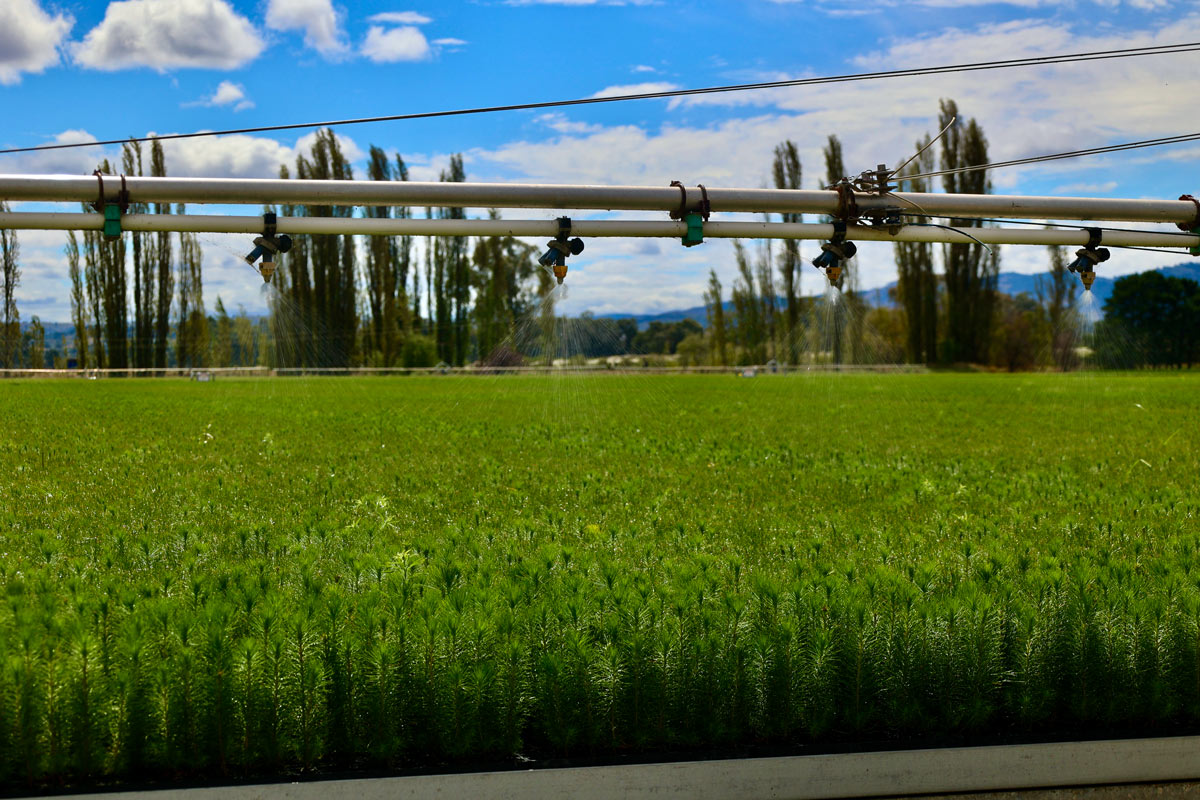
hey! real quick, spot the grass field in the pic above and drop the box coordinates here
[1,372,1199,790]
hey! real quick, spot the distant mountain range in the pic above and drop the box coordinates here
[600,263,1200,329]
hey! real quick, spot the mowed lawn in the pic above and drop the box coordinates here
[1,373,1198,788]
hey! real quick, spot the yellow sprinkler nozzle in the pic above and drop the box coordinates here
[259,260,277,283]
[1080,270,1096,291]
[553,263,567,285]
[825,265,842,285]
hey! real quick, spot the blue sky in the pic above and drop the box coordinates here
[1,0,1197,322]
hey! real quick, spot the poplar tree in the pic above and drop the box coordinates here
[895,136,938,364]
[213,297,233,367]
[731,242,762,364]
[755,237,777,359]
[938,99,998,364]
[1037,241,1077,370]
[176,222,207,368]
[82,208,106,369]
[292,129,357,366]
[771,141,802,351]
[0,205,19,369]
[151,141,173,370]
[67,231,90,368]
[234,309,256,366]
[472,209,536,361]
[823,134,858,363]
[124,141,155,370]
[363,146,413,366]
[28,316,44,369]
[269,164,316,367]
[704,269,728,366]
[86,160,128,371]
[432,154,468,364]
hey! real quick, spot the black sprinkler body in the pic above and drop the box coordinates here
[539,217,585,284]
[245,213,292,283]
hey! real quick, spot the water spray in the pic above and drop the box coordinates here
[812,221,856,287]
[244,212,293,283]
[1068,228,1110,292]
[538,216,585,284]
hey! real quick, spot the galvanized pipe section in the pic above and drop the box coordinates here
[2,211,1195,249]
[0,173,1196,224]
[61,736,1200,800]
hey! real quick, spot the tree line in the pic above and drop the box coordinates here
[1,100,1198,372]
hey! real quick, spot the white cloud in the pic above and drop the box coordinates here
[362,25,431,62]
[266,0,348,58]
[369,11,432,24]
[536,113,604,134]
[293,129,364,164]
[0,130,112,175]
[73,0,262,71]
[158,134,295,179]
[433,38,468,47]
[0,128,364,180]
[185,80,254,111]
[151,130,361,179]
[0,0,72,85]
[632,64,657,73]
[1053,181,1119,195]
[465,15,1200,297]
[590,82,680,99]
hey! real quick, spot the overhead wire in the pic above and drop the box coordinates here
[902,131,1200,181]
[1,41,1199,156]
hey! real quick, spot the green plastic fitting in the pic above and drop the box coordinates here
[682,212,704,247]
[103,205,122,241]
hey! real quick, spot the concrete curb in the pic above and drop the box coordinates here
[62,736,1200,800]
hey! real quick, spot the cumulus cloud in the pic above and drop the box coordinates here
[1053,181,1119,195]
[362,25,431,62]
[157,130,359,178]
[589,82,680,99]
[0,0,72,85]
[73,0,262,71]
[465,16,1200,295]
[0,130,111,175]
[266,0,348,57]
[369,11,432,24]
[185,80,254,111]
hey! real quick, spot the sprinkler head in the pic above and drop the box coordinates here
[812,240,855,286]
[245,234,292,283]
[1067,246,1108,291]
[539,236,584,285]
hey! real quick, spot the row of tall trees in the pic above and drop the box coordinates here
[64,141,196,372]
[2,106,1192,373]
[269,136,538,369]
[704,98,1001,368]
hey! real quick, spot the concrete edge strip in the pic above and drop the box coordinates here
[73,736,1200,800]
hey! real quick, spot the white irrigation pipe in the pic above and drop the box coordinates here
[0,211,1195,249]
[1,173,1198,224]
[56,736,1200,800]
